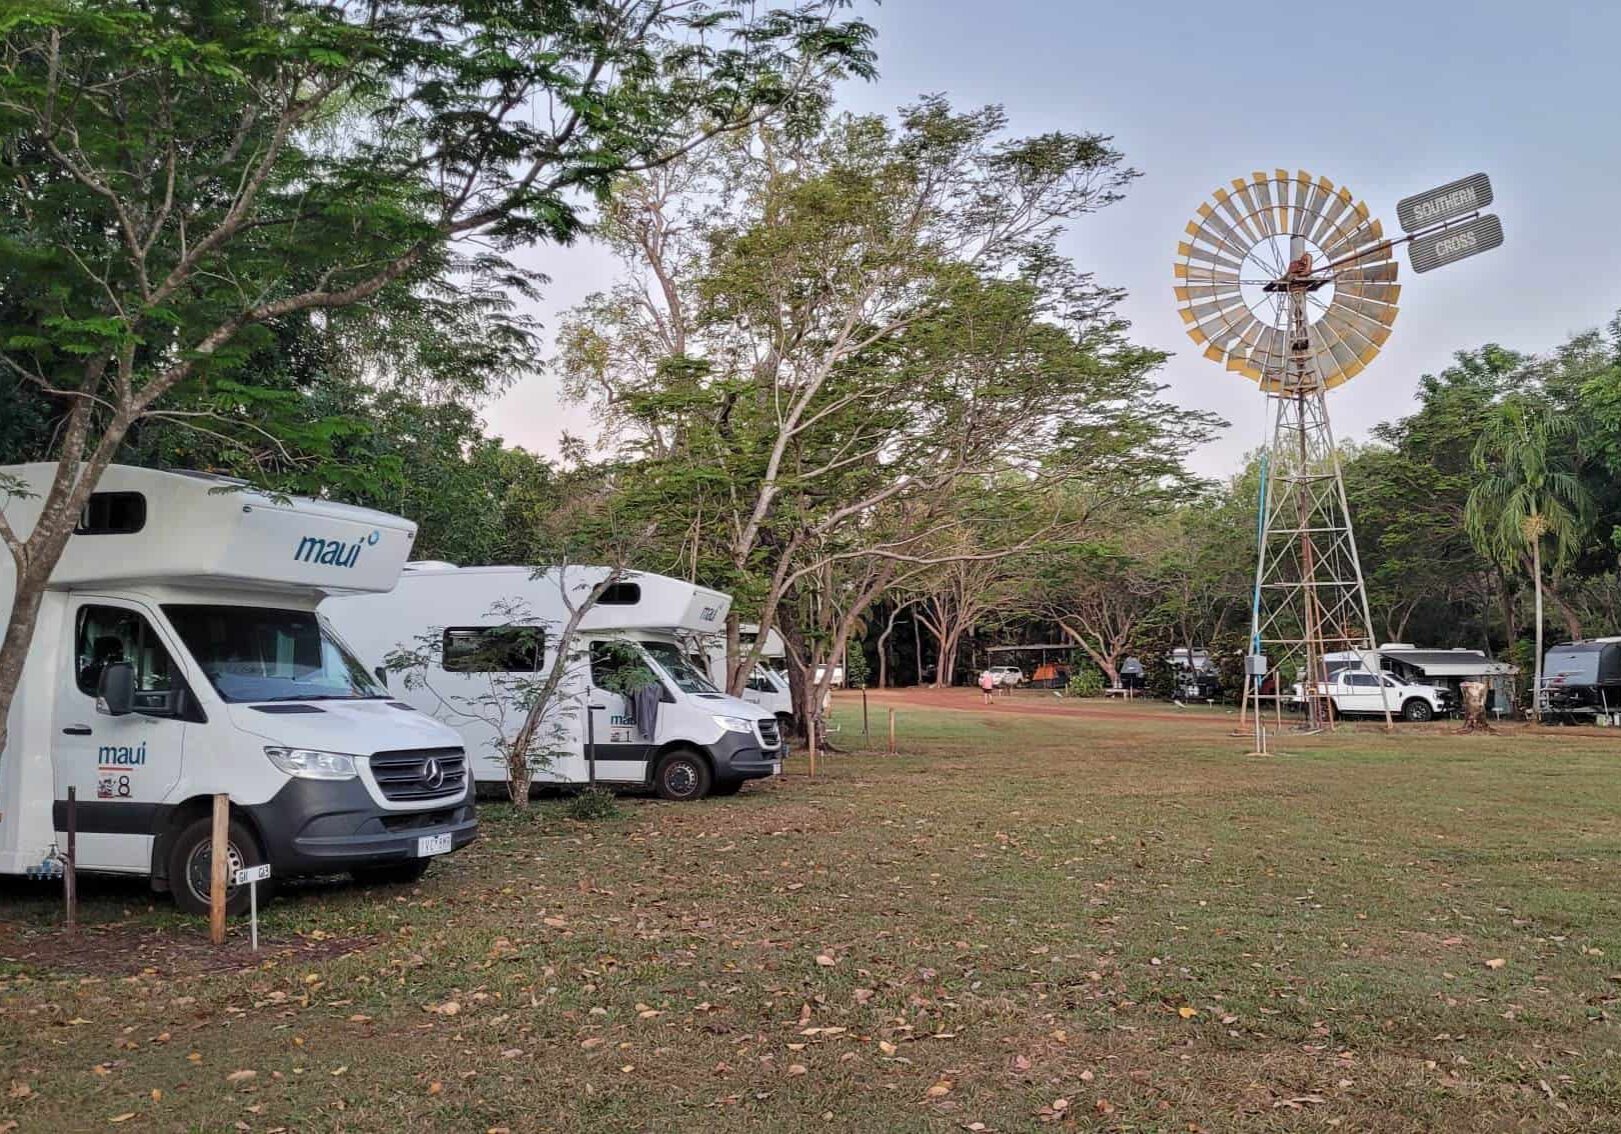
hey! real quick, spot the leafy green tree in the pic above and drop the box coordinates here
[1465,396,1596,711]
[0,0,874,748]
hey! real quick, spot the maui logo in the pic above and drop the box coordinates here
[97,741,147,768]
[294,529,381,569]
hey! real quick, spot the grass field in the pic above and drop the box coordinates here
[4,696,1621,1132]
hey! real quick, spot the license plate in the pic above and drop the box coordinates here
[417,833,452,857]
[772,762,782,775]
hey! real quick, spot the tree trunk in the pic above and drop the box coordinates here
[0,577,49,755]
[912,614,923,686]
[1532,538,1544,719]
[724,611,743,694]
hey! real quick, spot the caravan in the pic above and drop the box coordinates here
[0,466,477,915]
[322,564,785,801]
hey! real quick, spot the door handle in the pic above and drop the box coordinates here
[62,725,93,736]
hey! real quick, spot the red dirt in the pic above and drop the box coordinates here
[845,685,1237,726]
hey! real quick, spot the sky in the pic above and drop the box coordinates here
[487,0,1620,477]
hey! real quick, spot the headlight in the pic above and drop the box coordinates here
[264,746,358,780]
[712,714,754,735]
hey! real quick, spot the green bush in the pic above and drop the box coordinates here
[1067,666,1105,698]
[564,785,619,821]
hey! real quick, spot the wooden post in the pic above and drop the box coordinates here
[64,786,78,933]
[209,794,229,945]
[862,689,869,739]
[887,708,896,755]
[808,718,818,777]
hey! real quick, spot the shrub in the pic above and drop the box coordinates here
[564,785,619,822]
[1067,666,1105,698]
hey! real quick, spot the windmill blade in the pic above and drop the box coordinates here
[1212,187,1265,247]
[1336,280,1401,306]
[1234,176,1276,240]
[1331,261,1399,285]
[1176,241,1246,274]
[1309,186,1357,249]
[1334,293,1400,327]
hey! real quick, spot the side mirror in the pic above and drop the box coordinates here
[374,665,390,690]
[97,661,135,716]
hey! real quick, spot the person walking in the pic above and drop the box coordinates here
[978,669,997,705]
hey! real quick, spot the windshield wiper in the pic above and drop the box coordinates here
[258,693,385,702]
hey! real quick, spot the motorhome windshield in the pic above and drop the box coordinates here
[640,639,719,694]
[164,604,385,703]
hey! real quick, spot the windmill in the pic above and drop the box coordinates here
[1174,170,1502,750]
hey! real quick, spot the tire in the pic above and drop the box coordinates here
[654,748,712,802]
[167,815,269,918]
[352,859,432,887]
[1402,698,1435,722]
[710,780,745,797]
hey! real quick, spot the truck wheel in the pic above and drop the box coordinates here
[167,815,269,918]
[352,860,431,887]
[654,749,712,802]
[1401,699,1434,722]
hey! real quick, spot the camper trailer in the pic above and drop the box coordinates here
[0,465,477,916]
[322,565,784,801]
[1542,638,1621,720]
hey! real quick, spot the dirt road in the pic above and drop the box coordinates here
[844,684,1238,726]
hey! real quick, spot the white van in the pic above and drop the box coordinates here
[697,624,792,721]
[0,465,477,915]
[322,564,785,801]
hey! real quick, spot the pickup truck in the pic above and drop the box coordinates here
[1292,670,1454,721]
[987,665,1024,687]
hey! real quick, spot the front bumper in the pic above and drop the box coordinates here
[711,730,784,784]
[245,778,478,875]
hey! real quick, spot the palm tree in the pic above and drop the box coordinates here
[1464,397,1594,717]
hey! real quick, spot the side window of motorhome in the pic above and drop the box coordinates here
[442,627,545,673]
[74,491,146,535]
[75,606,176,704]
[596,583,641,605]
[590,640,661,695]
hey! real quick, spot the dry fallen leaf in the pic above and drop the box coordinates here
[878,1040,897,1056]
[926,1078,954,1098]
[1177,1006,1199,1019]
[1485,958,1507,970]
[226,1070,257,1084]
[107,1114,136,1125]
[787,1064,808,1076]
[427,1082,443,1096]
[815,954,836,968]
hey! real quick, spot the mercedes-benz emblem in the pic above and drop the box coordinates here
[421,757,445,790]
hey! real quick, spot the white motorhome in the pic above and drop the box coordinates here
[0,465,477,916]
[697,624,792,721]
[322,564,785,801]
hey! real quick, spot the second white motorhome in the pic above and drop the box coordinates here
[697,624,792,721]
[0,465,478,917]
[322,565,785,801]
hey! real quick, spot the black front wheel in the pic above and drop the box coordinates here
[167,815,269,918]
[1402,698,1435,722]
[654,749,713,802]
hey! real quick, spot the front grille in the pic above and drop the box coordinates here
[379,807,461,832]
[757,718,781,749]
[368,746,466,802]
